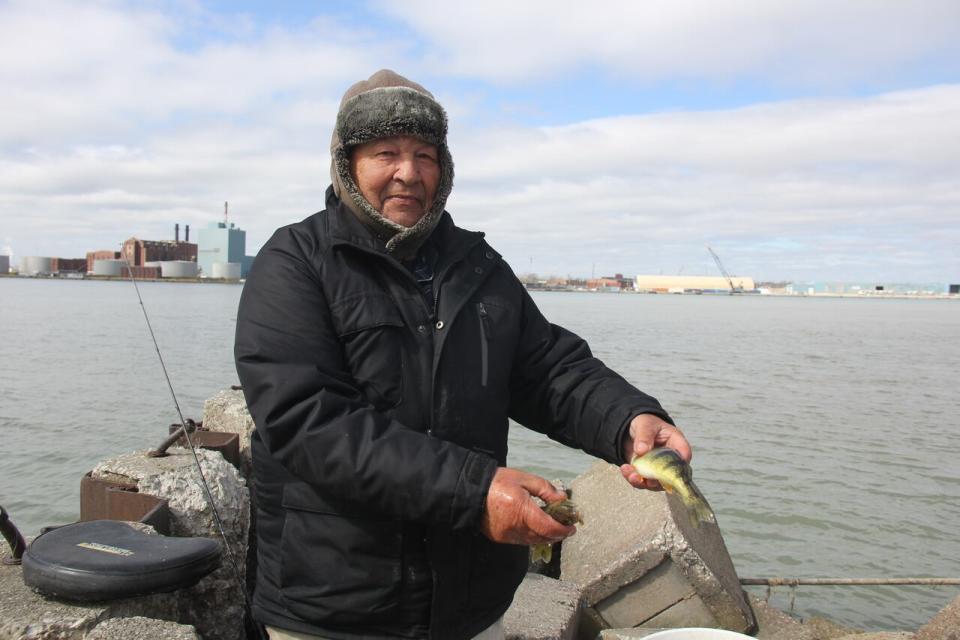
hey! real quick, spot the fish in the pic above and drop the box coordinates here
[530,499,583,564]
[630,448,715,528]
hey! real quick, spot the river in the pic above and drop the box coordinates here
[2,277,958,630]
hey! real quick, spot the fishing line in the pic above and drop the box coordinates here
[122,256,266,640]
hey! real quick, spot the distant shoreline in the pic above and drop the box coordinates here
[5,273,957,299]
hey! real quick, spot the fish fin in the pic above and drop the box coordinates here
[683,483,716,528]
[530,543,553,564]
[661,483,675,494]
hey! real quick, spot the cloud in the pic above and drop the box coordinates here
[373,0,960,87]
[0,2,957,282]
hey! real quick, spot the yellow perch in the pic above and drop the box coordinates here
[630,448,715,528]
[530,499,582,564]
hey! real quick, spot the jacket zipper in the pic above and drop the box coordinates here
[477,303,489,387]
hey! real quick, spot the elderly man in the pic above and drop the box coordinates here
[235,70,690,640]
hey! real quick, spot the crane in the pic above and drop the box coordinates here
[706,245,742,294]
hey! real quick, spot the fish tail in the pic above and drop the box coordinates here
[680,481,716,528]
[530,543,553,564]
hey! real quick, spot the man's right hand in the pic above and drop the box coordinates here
[479,467,577,546]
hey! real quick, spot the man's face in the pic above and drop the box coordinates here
[349,135,440,228]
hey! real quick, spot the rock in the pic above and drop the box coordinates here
[202,388,255,478]
[833,634,913,640]
[91,448,249,640]
[750,595,814,640]
[916,593,960,640]
[85,616,200,639]
[1,539,177,640]
[803,616,864,639]
[560,461,755,634]
[504,573,583,640]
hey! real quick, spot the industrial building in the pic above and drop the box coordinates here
[197,208,254,278]
[122,234,197,267]
[0,255,9,274]
[19,256,54,276]
[50,258,86,274]
[634,274,756,293]
[86,250,120,273]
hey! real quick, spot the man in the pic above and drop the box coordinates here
[235,70,690,640]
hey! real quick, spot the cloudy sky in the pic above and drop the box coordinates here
[2,0,959,282]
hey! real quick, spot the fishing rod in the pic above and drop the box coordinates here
[123,256,266,640]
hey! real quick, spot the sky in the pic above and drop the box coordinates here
[1,0,959,282]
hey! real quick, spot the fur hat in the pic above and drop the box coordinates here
[330,69,454,257]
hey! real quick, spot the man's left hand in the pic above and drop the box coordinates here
[619,413,691,491]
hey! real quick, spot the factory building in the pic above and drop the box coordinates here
[122,224,197,268]
[634,274,756,293]
[50,258,87,274]
[197,213,254,278]
[0,255,9,274]
[86,250,120,273]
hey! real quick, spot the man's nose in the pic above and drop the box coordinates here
[393,154,421,183]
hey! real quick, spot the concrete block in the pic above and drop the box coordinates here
[504,573,583,640]
[561,462,755,633]
[85,616,201,639]
[1,537,177,640]
[801,616,864,639]
[92,448,249,640]
[642,596,719,629]
[916,593,960,640]
[834,635,913,640]
[750,596,814,640]
[202,388,255,478]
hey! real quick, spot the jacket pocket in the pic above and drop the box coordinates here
[330,293,405,410]
[278,483,404,625]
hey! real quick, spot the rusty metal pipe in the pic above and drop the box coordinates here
[0,505,27,565]
[147,418,198,458]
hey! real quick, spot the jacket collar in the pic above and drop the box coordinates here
[324,185,485,266]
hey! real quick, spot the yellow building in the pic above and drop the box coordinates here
[634,275,756,293]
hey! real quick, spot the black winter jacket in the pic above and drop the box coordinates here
[234,188,672,639]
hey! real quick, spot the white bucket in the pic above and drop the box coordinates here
[639,630,754,640]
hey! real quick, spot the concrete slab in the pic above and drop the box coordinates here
[1,535,177,640]
[92,448,249,640]
[202,388,256,478]
[561,462,755,634]
[504,573,583,640]
[750,596,814,640]
[915,593,960,640]
[801,616,864,639]
[833,634,913,640]
[85,616,200,639]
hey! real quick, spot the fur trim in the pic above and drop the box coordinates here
[329,76,454,258]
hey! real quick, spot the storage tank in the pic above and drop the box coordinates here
[211,262,241,280]
[20,256,53,276]
[160,260,198,278]
[92,259,126,276]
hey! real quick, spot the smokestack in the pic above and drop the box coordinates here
[185,225,190,242]
[175,223,180,242]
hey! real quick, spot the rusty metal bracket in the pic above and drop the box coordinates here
[80,473,171,535]
[0,505,26,565]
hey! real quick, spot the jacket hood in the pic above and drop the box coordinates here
[330,69,454,259]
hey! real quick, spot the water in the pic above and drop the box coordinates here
[2,277,958,630]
